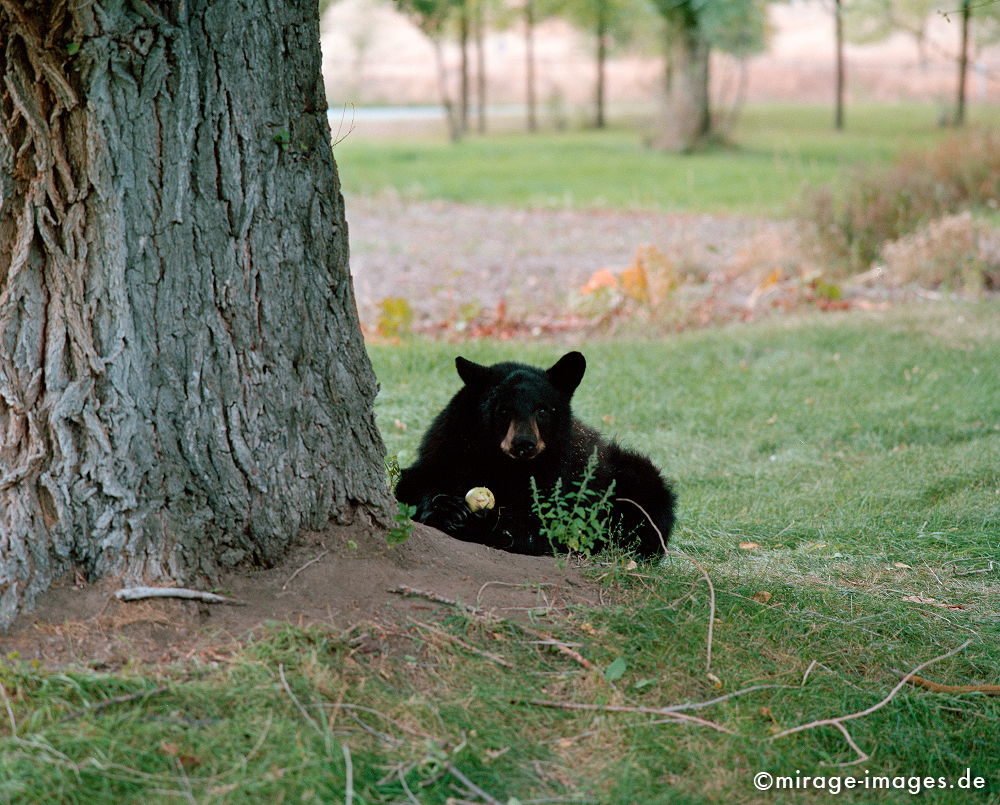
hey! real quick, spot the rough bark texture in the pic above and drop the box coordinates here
[0,0,393,629]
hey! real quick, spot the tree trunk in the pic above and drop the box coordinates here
[595,0,608,129]
[953,0,971,127]
[475,0,487,134]
[0,0,393,629]
[834,0,845,130]
[525,0,538,132]
[458,0,470,135]
[656,12,711,152]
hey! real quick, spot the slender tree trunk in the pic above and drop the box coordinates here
[431,37,462,142]
[834,0,845,130]
[595,0,608,129]
[525,0,538,132]
[458,0,470,134]
[0,0,393,629]
[475,0,487,134]
[953,0,971,127]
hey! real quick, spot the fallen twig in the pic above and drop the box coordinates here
[114,587,244,605]
[60,686,169,723]
[895,672,1000,696]
[617,497,716,671]
[410,620,514,668]
[1,683,18,735]
[771,640,973,764]
[446,763,504,805]
[281,549,329,591]
[659,683,796,714]
[520,698,735,734]
[391,586,498,621]
[953,560,998,577]
[392,586,595,671]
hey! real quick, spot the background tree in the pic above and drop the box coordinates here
[0,0,393,629]
[555,0,654,128]
[650,0,770,151]
[834,0,846,129]
[395,0,466,140]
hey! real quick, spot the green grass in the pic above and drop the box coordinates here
[334,103,1000,215]
[2,301,999,803]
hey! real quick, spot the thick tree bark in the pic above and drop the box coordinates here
[0,0,393,629]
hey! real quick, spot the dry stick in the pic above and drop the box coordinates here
[659,683,796,714]
[445,763,504,805]
[278,662,330,757]
[770,640,974,763]
[59,686,169,723]
[114,587,244,605]
[281,549,330,591]
[342,742,354,805]
[522,699,735,734]
[411,620,514,669]
[896,673,1000,695]
[0,683,18,736]
[392,585,497,620]
[617,497,716,671]
[391,586,595,671]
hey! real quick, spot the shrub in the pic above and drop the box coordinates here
[879,211,1000,291]
[803,130,1000,273]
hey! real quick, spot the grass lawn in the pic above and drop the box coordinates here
[333,103,1000,215]
[2,300,998,803]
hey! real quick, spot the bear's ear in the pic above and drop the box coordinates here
[546,351,586,397]
[455,356,491,387]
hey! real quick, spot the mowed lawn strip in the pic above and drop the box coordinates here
[334,103,1000,215]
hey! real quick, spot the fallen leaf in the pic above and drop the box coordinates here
[580,268,618,295]
[739,542,761,550]
[604,657,628,682]
[901,595,967,610]
[751,591,772,604]
[893,562,912,569]
[579,622,598,635]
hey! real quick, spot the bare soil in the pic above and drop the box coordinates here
[0,521,595,669]
[347,194,797,331]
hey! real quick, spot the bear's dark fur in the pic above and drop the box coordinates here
[394,352,675,557]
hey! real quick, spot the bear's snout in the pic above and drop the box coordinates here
[500,419,546,460]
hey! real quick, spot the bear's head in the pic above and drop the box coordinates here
[454,351,585,462]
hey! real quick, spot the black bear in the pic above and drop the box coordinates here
[394,351,675,557]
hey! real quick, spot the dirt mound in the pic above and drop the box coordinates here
[0,522,595,669]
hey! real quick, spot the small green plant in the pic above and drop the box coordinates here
[530,450,618,557]
[273,129,291,151]
[384,454,403,492]
[386,502,416,545]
